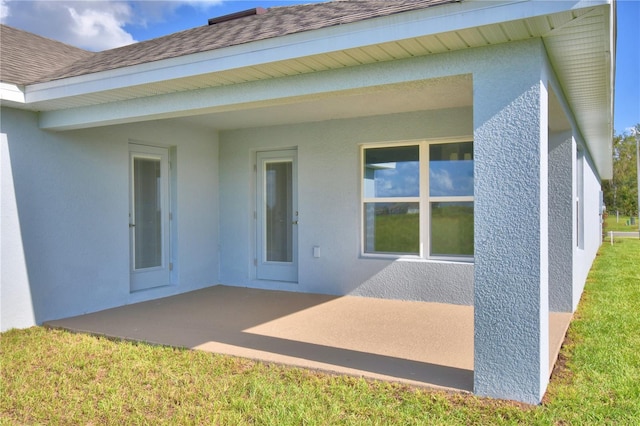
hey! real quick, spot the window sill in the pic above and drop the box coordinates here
[359,253,474,264]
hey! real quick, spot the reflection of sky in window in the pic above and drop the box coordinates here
[371,161,419,197]
[429,160,473,196]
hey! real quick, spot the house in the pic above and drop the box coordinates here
[0,0,615,404]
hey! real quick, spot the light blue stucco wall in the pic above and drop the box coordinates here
[549,130,575,312]
[0,107,220,330]
[547,70,604,314]
[219,108,475,305]
[473,39,550,404]
[548,133,603,313]
[472,38,603,404]
[574,149,602,309]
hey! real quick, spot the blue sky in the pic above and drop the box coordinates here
[614,0,639,134]
[1,0,637,133]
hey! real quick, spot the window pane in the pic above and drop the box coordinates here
[134,157,162,269]
[430,202,474,256]
[364,146,419,198]
[265,161,293,262]
[364,202,419,254]
[429,142,473,196]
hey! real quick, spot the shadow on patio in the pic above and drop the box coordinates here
[44,285,571,393]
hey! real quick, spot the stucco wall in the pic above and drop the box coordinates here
[472,38,551,404]
[548,132,603,313]
[468,35,606,405]
[219,108,474,305]
[1,108,219,331]
[545,61,603,314]
[548,131,574,312]
[574,148,602,308]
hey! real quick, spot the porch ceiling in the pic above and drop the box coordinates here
[169,75,473,131]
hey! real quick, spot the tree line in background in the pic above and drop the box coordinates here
[603,124,639,217]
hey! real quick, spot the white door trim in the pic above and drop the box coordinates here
[129,143,171,291]
[255,149,298,283]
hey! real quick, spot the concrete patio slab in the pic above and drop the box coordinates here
[45,285,572,394]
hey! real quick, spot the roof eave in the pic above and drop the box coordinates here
[16,1,613,177]
[543,0,615,179]
[0,82,26,106]
[23,0,607,104]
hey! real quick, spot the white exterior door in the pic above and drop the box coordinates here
[129,144,171,291]
[256,149,298,282]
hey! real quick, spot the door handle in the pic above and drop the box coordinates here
[129,223,136,228]
[292,221,298,225]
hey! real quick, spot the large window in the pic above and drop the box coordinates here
[362,140,473,260]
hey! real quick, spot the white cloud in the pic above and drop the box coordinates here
[182,0,223,7]
[0,0,223,51]
[430,168,454,195]
[2,1,137,50]
[66,3,135,50]
[625,126,639,136]
[0,0,10,20]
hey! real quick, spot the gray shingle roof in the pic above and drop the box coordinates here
[0,24,93,85]
[3,0,456,85]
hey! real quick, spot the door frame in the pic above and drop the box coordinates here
[255,149,298,283]
[129,143,172,292]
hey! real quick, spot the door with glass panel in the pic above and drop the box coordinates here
[129,144,171,291]
[256,150,298,282]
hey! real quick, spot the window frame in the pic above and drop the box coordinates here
[360,137,474,262]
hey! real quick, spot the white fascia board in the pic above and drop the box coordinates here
[25,0,609,105]
[0,83,26,105]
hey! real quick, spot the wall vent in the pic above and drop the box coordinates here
[208,7,266,25]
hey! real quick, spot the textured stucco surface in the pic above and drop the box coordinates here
[219,108,474,305]
[472,39,549,404]
[0,107,219,330]
[549,131,574,312]
[573,151,602,309]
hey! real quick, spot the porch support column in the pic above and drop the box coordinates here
[473,40,549,404]
[549,131,575,312]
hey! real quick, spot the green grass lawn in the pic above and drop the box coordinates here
[371,211,420,254]
[370,205,473,255]
[2,241,639,425]
[430,204,473,256]
[604,213,640,232]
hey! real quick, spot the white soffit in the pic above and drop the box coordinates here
[543,4,614,178]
